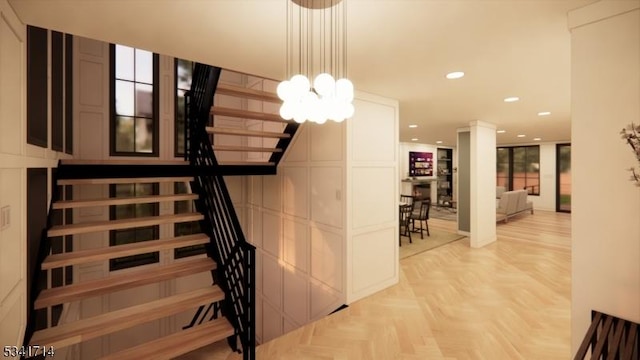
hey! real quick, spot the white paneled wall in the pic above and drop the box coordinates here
[347,94,399,303]
[0,0,66,350]
[246,90,399,343]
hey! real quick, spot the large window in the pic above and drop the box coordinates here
[496,145,540,195]
[111,44,159,155]
[175,59,194,157]
[109,183,159,271]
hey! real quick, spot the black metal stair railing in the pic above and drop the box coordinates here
[185,63,256,360]
[574,310,639,359]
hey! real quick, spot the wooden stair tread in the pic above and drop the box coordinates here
[218,161,275,166]
[216,82,280,103]
[52,193,198,210]
[58,176,193,186]
[35,257,216,309]
[42,234,209,269]
[206,126,290,139]
[30,286,224,349]
[60,159,189,166]
[211,106,286,123]
[213,145,283,153]
[48,213,203,237]
[100,318,235,360]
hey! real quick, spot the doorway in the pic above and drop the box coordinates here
[556,144,571,212]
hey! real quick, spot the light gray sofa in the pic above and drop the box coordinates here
[496,189,533,223]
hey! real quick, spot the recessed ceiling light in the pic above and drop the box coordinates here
[504,97,520,103]
[533,137,541,141]
[497,130,506,134]
[446,71,465,79]
[537,111,551,116]
[409,124,418,128]
[517,134,526,138]
[411,138,419,141]
[436,141,443,144]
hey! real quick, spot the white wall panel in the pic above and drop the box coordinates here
[283,318,298,335]
[283,167,308,218]
[79,60,104,107]
[351,99,396,162]
[352,167,395,229]
[0,17,22,155]
[261,253,282,309]
[78,111,104,159]
[309,279,341,320]
[262,173,281,211]
[249,208,263,248]
[283,218,308,272]
[78,36,103,57]
[283,268,308,324]
[310,121,344,162]
[0,292,23,346]
[284,124,309,163]
[249,176,262,206]
[262,300,283,343]
[569,3,640,352]
[0,169,22,301]
[0,1,28,348]
[310,167,343,228]
[224,176,244,205]
[262,212,281,258]
[310,227,343,292]
[351,227,396,295]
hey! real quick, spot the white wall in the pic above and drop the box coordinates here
[346,92,399,303]
[0,0,70,351]
[247,121,347,343]
[569,0,640,354]
[245,91,399,342]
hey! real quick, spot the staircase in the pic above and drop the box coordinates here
[22,65,297,359]
[24,169,234,359]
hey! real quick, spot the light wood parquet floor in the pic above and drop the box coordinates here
[184,210,571,359]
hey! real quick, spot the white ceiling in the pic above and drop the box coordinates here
[9,0,597,146]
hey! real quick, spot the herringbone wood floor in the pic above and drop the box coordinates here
[183,210,571,359]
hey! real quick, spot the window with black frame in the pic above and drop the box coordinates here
[175,58,194,157]
[109,183,159,270]
[111,44,159,155]
[174,182,206,259]
[496,145,540,195]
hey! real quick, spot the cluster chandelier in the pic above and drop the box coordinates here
[278,0,354,124]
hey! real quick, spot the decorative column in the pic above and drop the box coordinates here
[457,120,497,247]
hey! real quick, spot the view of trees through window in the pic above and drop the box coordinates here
[496,145,540,195]
[112,44,157,155]
[175,59,194,156]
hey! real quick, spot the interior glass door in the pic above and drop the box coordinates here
[556,144,571,212]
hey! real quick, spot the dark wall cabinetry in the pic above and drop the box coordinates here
[437,148,453,206]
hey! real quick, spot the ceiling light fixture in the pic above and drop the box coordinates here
[533,137,541,141]
[497,130,506,134]
[537,111,551,116]
[436,141,443,144]
[517,134,526,138]
[504,97,520,103]
[278,0,354,124]
[446,71,465,79]
[411,138,419,141]
[409,124,418,128]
